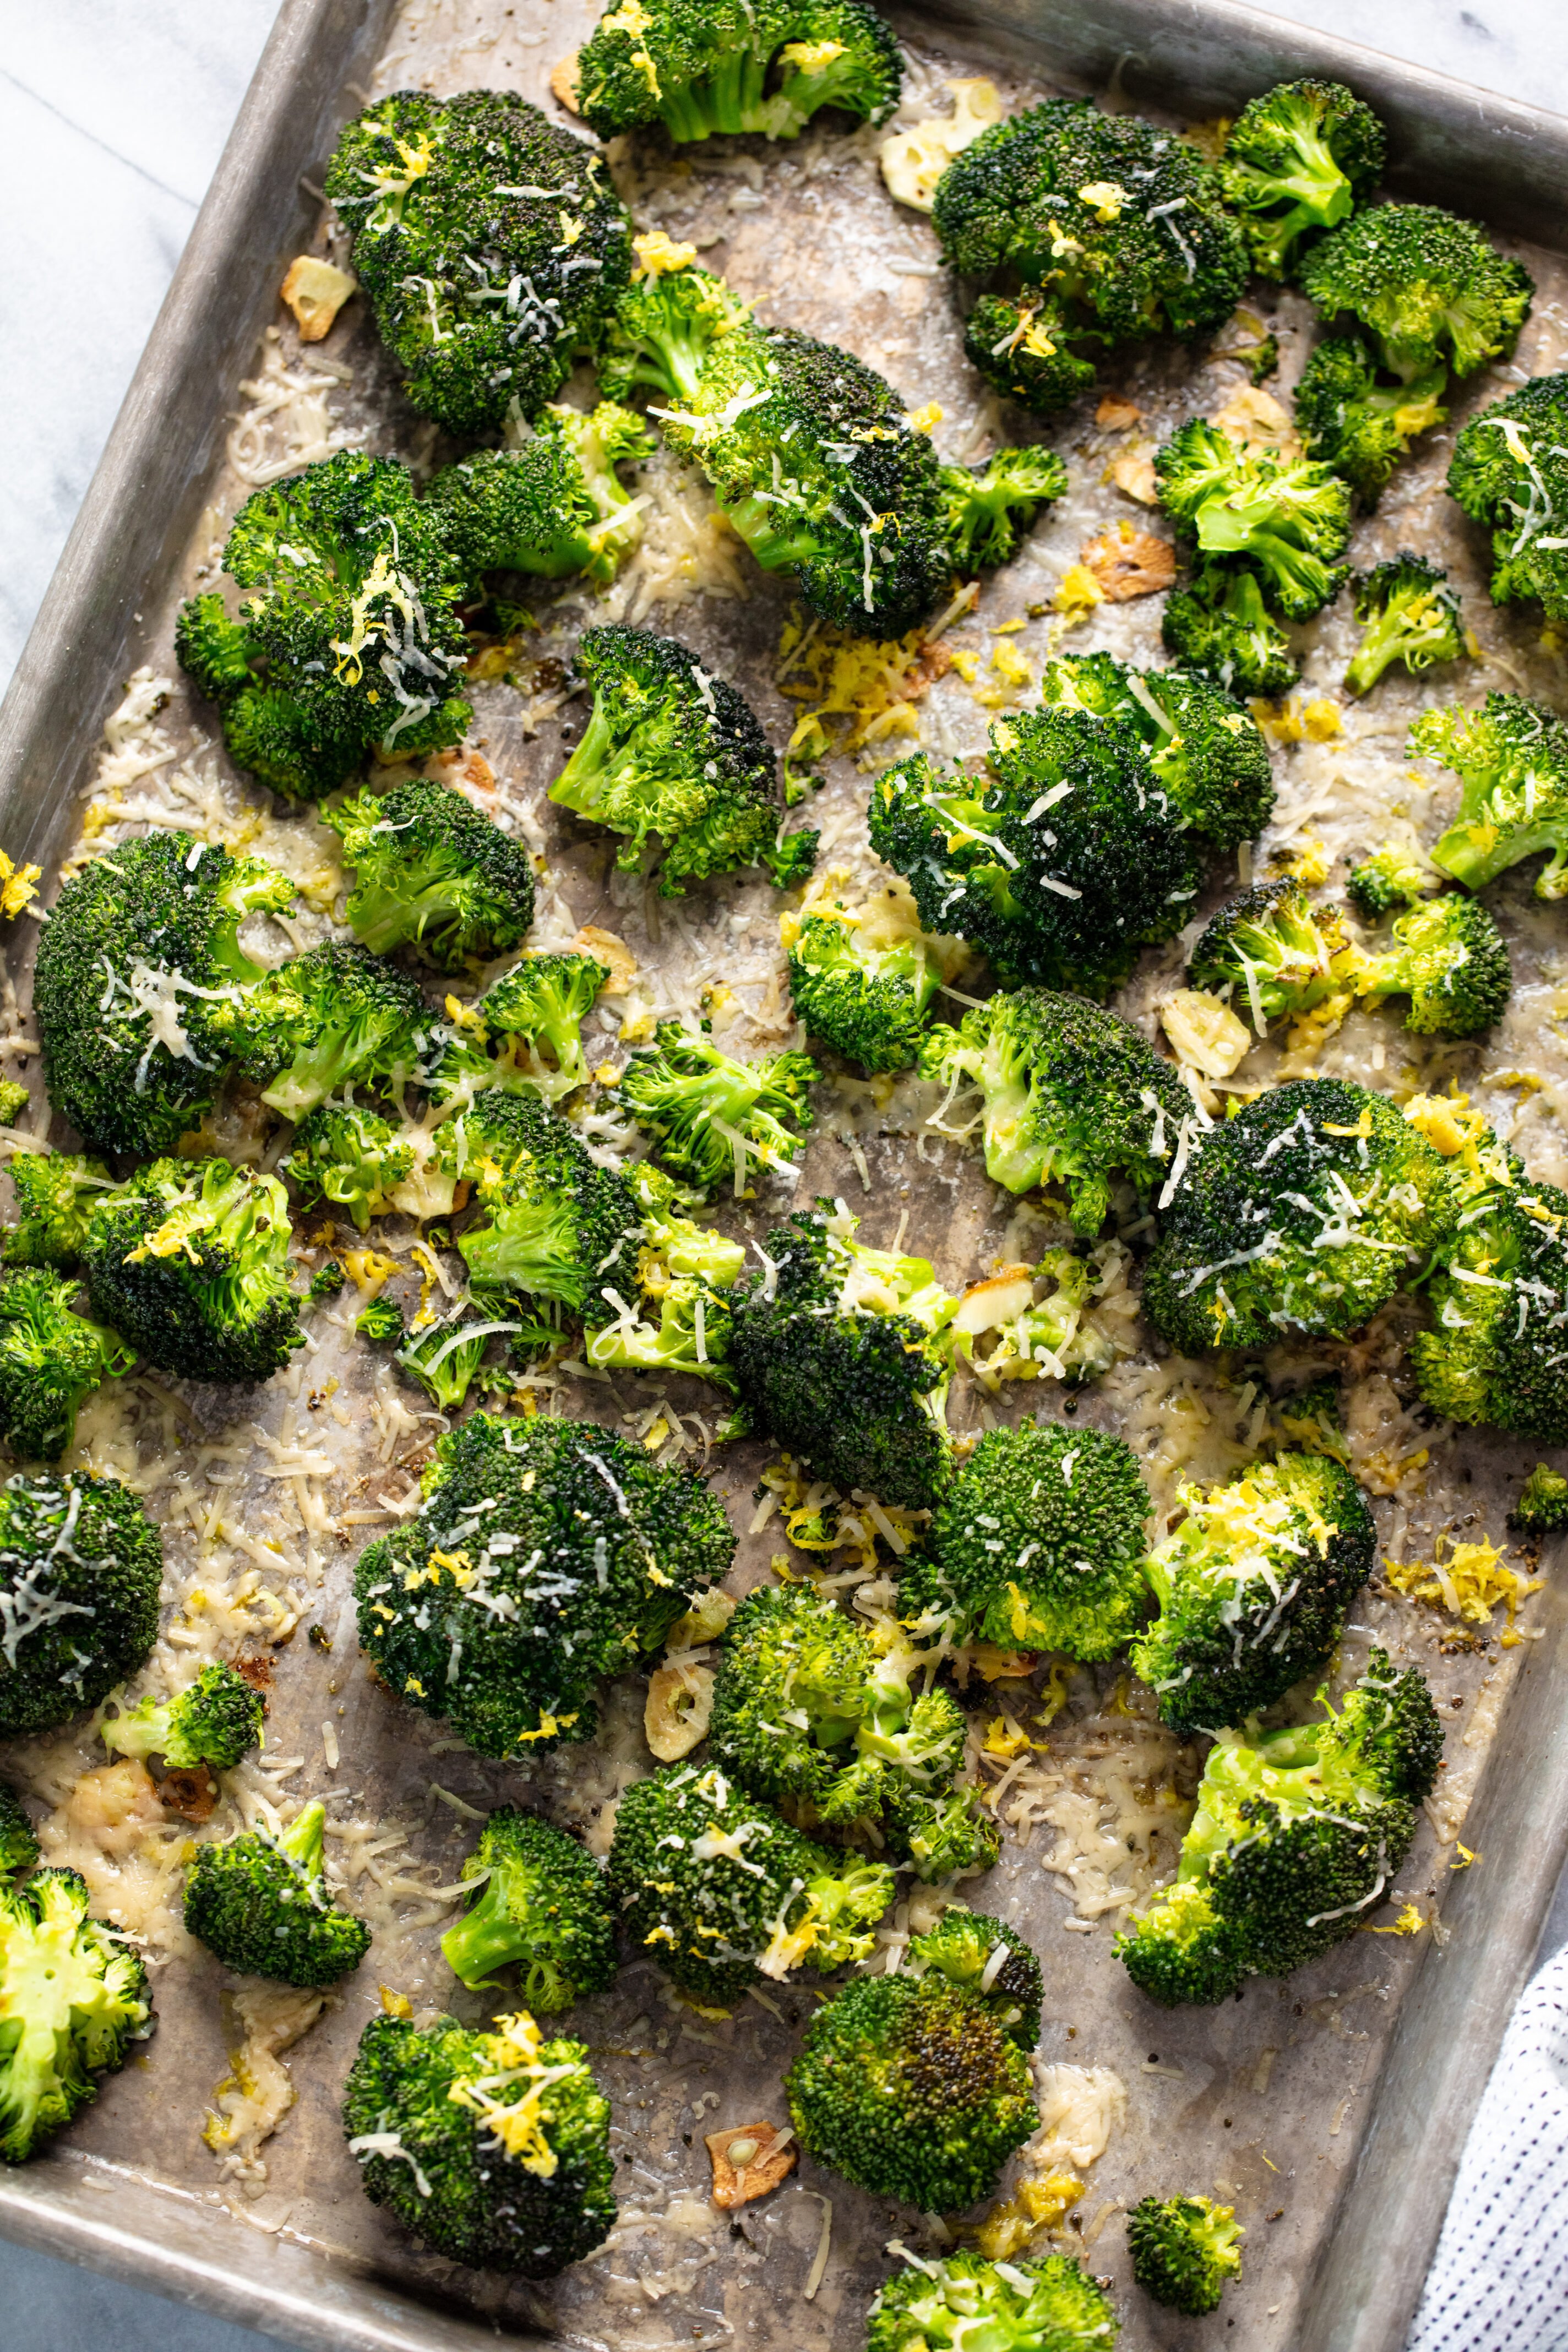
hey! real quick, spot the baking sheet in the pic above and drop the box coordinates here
[0,4,1566,2350]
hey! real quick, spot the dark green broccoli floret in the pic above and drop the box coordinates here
[342,2009,615,2274]
[868,2248,1119,2352]
[283,1103,415,1232]
[1346,840,1438,919]
[355,1412,733,1754]
[905,1905,1043,2049]
[425,952,609,1110]
[1115,1648,1442,2003]
[785,888,945,1074]
[356,1296,405,1344]
[868,714,1202,995]
[619,1022,818,1200]
[1128,2195,1243,2315]
[310,1260,346,1299]
[1131,1453,1376,1732]
[1447,373,1568,623]
[1358,894,1512,1036]
[101,1660,264,1772]
[939,447,1069,571]
[184,1800,370,1986]
[727,1202,959,1508]
[1142,1078,1457,1353]
[1157,417,1352,622]
[4,1153,115,1270]
[917,987,1191,1234]
[608,1762,894,2000]
[1415,693,1568,899]
[439,1091,640,1321]
[0,1471,162,1738]
[958,289,1098,420]
[1412,1133,1568,1443]
[785,1966,1036,2211]
[205,941,433,1120]
[325,780,536,973]
[1510,1464,1568,1536]
[1294,333,1447,509]
[594,257,755,405]
[902,1418,1150,1659]
[0,1866,151,2161]
[425,402,655,595]
[0,1269,133,1464]
[549,624,803,895]
[1187,879,1361,1033]
[580,1162,747,1390]
[176,452,471,798]
[1346,554,1464,694]
[33,831,295,1159]
[1218,79,1384,279]
[393,1300,530,1412]
[439,1807,615,2006]
[81,1159,302,1387]
[1162,560,1299,696]
[1298,202,1534,383]
[576,1,902,144]
[1041,648,1277,853]
[0,1782,38,1881]
[324,89,632,436]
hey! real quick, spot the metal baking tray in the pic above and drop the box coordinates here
[0,3,1566,2350]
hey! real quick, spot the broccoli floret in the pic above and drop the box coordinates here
[785,886,945,1074]
[1157,418,1352,622]
[1187,879,1362,1033]
[1447,373,1568,622]
[905,1905,1043,2049]
[577,1,902,144]
[938,447,1070,571]
[581,1163,748,1390]
[325,781,536,973]
[342,2009,615,2274]
[868,715,1203,995]
[426,402,655,595]
[184,1800,370,1986]
[1128,2195,1243,2315]
[1415,693,1568,898]
[0,1782,38,1881]
[1510,1464,1568,1536]
[0,1269,133,1464]
[918,987,1191,1234]
[1412,1134,1568,1443]
[0,1866,151,2161]
[356,1296,405,1344]
[4,1153,115,1270]
[594,253,755,405]
[785,1966,1036,2211]
[81,1159,302,1387]
[549,624,802,895]
[1143,1078,1456,1353]
[607,1762,894,2000]
[1358,894,1512,1036]
[1162,560,1299,696]
[1218,79,1385,279]
[1131,1454,1376,1732]
[355,1412,733,1754]
[33,832,295,1159]
[205,941,433,1120]
[1346,554,1464,694]
[1041,649,1277,853]
[959,289,1099,419]
[1115,1648,1441,2003]
[727,1202,958,1507]
[308,1254,343,1297]
[868,2248,1119,2352]
[388,1300,523,1411]
[0,1083,29,1130]
[902,1418,1150,1658]
[424,957,610,1112]
[439,1807,616,2006]
[440,1091,640,1321]
[101,1660,264,1772]
[1298,202,1534,383]
[619,1022,818,1200]
[283,1103,415,1233]
[324,89,632,436]
[0,1471,162,1738]
[1346,840,1438,919]
[1294,333,1447,509]
[176,453,471,797]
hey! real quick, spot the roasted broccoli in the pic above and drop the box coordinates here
[356,1297,405,1343]
[1132,1454,1376,1731]
[938,446,1070,571]
[1115,1649,1442,2003]
[342,2009,616,2274]
[1411,1124,1568,1444]
[1415,693,1568,899]
[282,1102,415,1232]
[0,1783,38,1881]
[1447,372,1568,623]
[867,2248,1120,2352]
[619,1023,818,1200]
[1346,840,1438,920]
[606,1762,894,2000]
[393,1300,530,1412]
[0,1866,151,2162]
[0,1268,133,1463]
[34,831,295,1159]
[0,1471,162,1738]
[440,1091,640,1320]
[1128,2195,1243,2315]
[176,452,470,797]
[902,1904,1044,2048]
[184,1800,370,1986]
[1162,560,1299,696]
[1188,879,1361,1033]
[901,1417,1150,1659]
[581,1162,748,1389]
[81,1159,302,1387]
[101,1660,264,1772]
[425,952,608,1109]
[354,1412,733,1754]
[918,987,1191,1234]
[785,883,946,1074]
[0,1084,29,1130]
[426,402,654,596]
[1157,418,1352,623]
[1358,894,1512,1037]
[1510,1464,1568,1536]
[1040,647,1277,854]
[594,251,755,406]
[439,1808,616,2007]
[205,941,432,1120]
[1294,333,1447,509]
[1298,202,1533,384]
[1142,1078,1456,1353]
[576,1,902,144]
[868,716,1203,996]
[4,1153,115,1270]
[1345,555,1464,694]
[1218,79,1385,279]
[324,88,632,435]
[325,780,537,973]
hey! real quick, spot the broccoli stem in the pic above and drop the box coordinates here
[717,492,823,574]
[280,1799,328,1879]
[441,1874,527,1989]
[658,52,770,143]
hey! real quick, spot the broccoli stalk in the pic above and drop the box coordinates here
[184,1800,371,1987]
[1218,79,1385,278]
[0,1867,152,2160]
[101,1660,264,1772]
[439,1809,616,2007]
[1345,554,1464,694]
[618,1022,818,1200]
[1415,693,1568,899]
[1128,2196,1244,2315]
[575,2,903,144]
